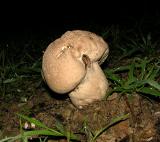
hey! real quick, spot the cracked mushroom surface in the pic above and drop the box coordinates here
[42,30,109,108]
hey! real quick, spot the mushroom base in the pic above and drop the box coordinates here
[69,62,109,109]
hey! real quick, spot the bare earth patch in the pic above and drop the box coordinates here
[1,88,160,142]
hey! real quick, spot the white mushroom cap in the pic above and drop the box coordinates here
[69,62,109,109]
[62,30,109,63]
[42,40,86,93]
[42,30,109,107]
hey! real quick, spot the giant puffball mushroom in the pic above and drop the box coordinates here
[42,30,109,108]
[69,62,109,109]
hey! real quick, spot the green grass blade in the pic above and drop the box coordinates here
[55,120,65,133]
[112,66,130,72]
[0,135,22,142]
[92,113,129,141]
[3,78,19,84]
[126,62,136,85]
[139,59,147,80]
[17,113,50,129]
[17,114,79,141]
[118,48,139,60]
[0,130,63,142]
[144,65,154,80]
[146,80,160,91]
[148,68,160,80]
[105,70,123,85]
[138,87,160,96]
[112,87,130,93]
[22,129,63,137]
[17,114,62,134]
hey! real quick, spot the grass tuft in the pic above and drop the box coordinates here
[105,57,160,97]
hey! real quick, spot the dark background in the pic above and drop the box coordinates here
[0,1,159,39]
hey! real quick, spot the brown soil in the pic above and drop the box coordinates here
[1,87,160,142]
